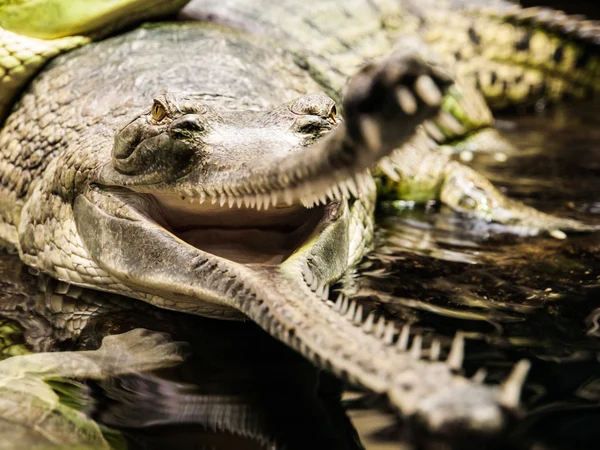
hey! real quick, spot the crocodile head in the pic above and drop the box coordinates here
[74,91,376,317]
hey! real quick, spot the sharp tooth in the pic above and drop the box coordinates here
[383,322,395,344]
[322,284,329,300]
[271,192,278,206]
[395,85,418,115]
[256,195,263,210]
[472,368,487,383]
[228,196,235,208]
[334,293,343,312]
[236,197,243,207]
[437,111,465,135]
[211,196,218,205]
[332,186,340,200]
[346,301,356,320]
[362,312,375,333]
[375,316,386,338]
[353,304,363,325]
[284,189,294,205]
[345,178,359,197]
[263,194,271,210]
[304,267,313,286]
[340,296,349,315]
[446,332,465,370]
[397,325,410,351]
[430,339,441,361]
[423,120,445,142]
[199,192,206,204]
[414,74,442,106]
[310,276,319,292]
[325,187,334,201]
[410,335,422,359]
[278,173,289,186]
[378,157,400,182]
[499,360,531,409]
[249,196,256,208]
[354,174,367,195]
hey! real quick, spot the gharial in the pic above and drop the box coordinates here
[0,0,598,437]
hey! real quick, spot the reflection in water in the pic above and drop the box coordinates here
[0,255,362,450]
[0,101,598,449]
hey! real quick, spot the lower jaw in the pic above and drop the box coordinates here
[76,186,347,316]
[149,193,339,267]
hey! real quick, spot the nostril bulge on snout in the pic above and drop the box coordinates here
[170,116,204,134]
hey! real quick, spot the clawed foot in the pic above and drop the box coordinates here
[343,47,453,162]
[98,328,189,374]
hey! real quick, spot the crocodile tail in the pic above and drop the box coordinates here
[0,28,89,125]
[422,5,600,108]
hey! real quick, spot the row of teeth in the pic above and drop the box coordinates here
[181,170,373,210]
[303,263,465,366]
[172,73,444,210]
[303,263,530,407]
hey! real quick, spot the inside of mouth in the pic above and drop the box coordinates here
[151,193,327,265]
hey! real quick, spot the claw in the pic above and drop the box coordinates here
[359,116,381,152]
[414,74,442,106]
[395,85,417,115]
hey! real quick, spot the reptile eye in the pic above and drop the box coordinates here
[329,105,337,122]
[151,101,167,122]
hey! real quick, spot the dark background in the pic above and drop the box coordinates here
[522,0,600,19]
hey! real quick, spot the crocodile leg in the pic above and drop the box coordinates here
[0,328,185,379]
[377,130,598,236]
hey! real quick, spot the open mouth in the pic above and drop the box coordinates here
[149,193,334,265]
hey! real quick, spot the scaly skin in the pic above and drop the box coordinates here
[0,0,597,436]
[0,20,529,436]
[0,0,190,124]
[0,322,183,450]
[0,260,366,449]
[184,0,600,234]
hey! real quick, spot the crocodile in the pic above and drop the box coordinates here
[0,0,598,437]
[0,256,362,449]
[0,323,185,450]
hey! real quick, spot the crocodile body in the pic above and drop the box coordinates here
[0,0,598,436]
[0,255,363,449]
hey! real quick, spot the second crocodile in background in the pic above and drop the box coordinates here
[1,0,599,438]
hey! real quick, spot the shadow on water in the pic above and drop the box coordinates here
[347,100,600,450]
[0,100,598,449]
